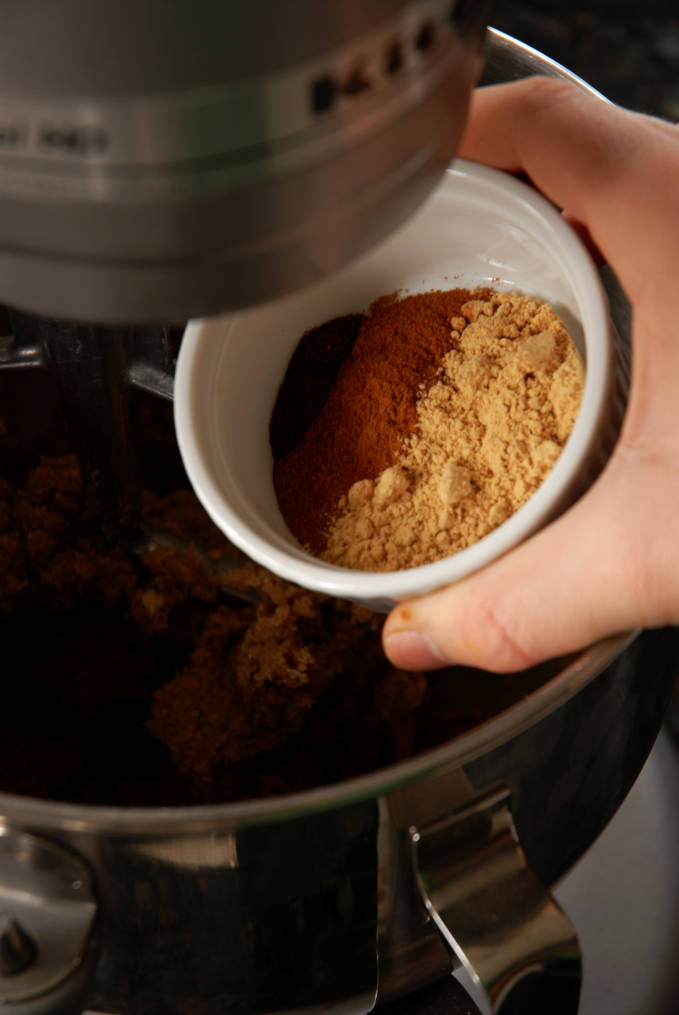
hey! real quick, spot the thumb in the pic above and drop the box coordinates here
[382,462,657,673]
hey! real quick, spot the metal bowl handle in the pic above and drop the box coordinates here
[410,786,582,1015]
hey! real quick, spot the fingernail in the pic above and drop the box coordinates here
[384,631,449,670]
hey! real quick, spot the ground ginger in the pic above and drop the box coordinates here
[322,290,584,571]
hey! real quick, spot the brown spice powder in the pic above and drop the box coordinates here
[323,291,584,570]
[272,288,488,554]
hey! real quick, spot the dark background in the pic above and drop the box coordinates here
[491,0,679,119]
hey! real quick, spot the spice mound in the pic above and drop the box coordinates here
[271,289,584,572]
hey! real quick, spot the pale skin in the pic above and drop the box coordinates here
[383,77,679,674]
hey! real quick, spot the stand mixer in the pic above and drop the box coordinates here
[4,9,671,1015]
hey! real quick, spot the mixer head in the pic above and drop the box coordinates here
[0,0,488,324]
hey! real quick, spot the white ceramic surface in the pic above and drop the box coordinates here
[174,159,615,608]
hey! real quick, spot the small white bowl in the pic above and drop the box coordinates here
[174,159,624,611]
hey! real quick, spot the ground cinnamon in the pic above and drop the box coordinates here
[271,288,484,553]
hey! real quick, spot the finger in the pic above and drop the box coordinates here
[458,78,679,310]
[638,111,679,141]
[382,456,677,673]
[561,214,604,266]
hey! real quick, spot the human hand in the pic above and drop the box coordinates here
[383,77,679,673]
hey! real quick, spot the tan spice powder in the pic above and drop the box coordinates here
[322,291,584,571]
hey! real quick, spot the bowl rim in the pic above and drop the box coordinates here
[173,158,613,604]
[0,633,634,833]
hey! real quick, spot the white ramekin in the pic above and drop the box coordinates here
[174,159,626,610]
